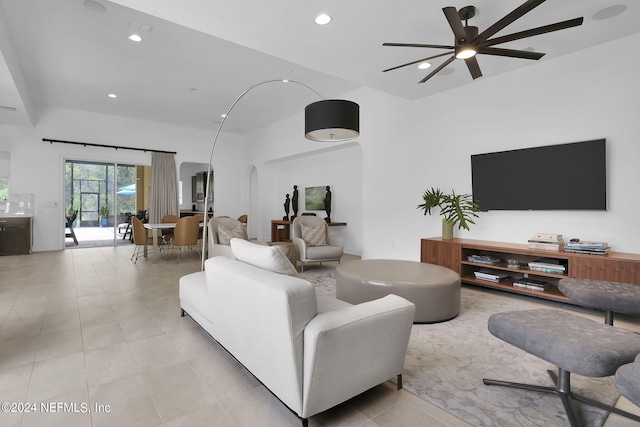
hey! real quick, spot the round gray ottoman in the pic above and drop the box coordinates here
[336,259,461,323]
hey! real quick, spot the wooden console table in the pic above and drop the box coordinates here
[421,237,640,304]
[271,219,347,243]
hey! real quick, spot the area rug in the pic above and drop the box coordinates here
[301,269,619,427]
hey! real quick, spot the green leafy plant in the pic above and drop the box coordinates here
[66,205,78,217]
[417,187,480,231]
[99,205,110,219]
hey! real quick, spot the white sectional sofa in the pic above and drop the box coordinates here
[179,238,415,424]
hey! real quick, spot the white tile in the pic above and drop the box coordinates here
[81,321,126,351]
[89,374,162,427]
[35,328,83,362]
[142,361,216,422]
[128,333,190,372]
[85,342,139,388]
[28,352,87,402]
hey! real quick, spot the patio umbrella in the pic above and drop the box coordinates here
[117,184,136,195]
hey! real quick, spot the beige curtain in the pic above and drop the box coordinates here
[149,152,178,223]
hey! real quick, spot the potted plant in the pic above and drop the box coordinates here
[99,205,110,227]
[66,205,78,228]
[417,187,480,240]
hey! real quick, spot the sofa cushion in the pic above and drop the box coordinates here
[301,222,326,247]
[230,238,298,276]
[217,223,248,245]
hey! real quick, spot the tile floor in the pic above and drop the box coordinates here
[0,246,639,426]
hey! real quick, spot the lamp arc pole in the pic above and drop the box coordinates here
[200,79,326,270]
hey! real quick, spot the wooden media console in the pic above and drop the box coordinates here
[421,237,640,303]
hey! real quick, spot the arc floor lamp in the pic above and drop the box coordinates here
[200,79,360,270]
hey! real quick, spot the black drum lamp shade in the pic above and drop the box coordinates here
[305,99,359,142]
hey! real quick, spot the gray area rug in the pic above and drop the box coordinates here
[301,269,619,427]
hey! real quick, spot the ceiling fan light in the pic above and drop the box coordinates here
[455,47,477,59]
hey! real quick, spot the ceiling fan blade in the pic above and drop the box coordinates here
[419,56,455,83]
[383,42,454,49]
[465,57,482,79]
[443,7,468,43]
[383,52,454,72]
[479,47,545,60]
[483,17,584,47]
[474,0,546,44]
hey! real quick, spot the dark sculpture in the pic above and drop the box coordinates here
[283,193,290,221]
[291,185,299,220]
[323,185,332,223]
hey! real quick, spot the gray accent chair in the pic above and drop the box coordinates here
[484,309,640,426]
[292,216,343,272]
[559,278,640,325]
[615,353,640,410]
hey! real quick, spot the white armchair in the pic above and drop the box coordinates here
[208,216,267,258]
[292,216,344,272]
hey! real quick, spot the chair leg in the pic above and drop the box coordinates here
[484,367,640,426]
[605,309,614,326]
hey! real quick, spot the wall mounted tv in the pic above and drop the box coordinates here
[471,139,606,211]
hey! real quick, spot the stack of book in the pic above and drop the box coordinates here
[474,270,509,282]
[467,254,501,265]
[513,278,550,291]
[528,259,566,274]
[564,240,611,255]
[527,233,565,251]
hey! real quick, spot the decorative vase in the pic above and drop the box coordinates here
[101,218,108,227]
[442,219,454,240]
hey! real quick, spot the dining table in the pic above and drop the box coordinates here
[143,222,203,263]
[143,223,176,263]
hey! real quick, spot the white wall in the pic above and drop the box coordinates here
[361,33,640,258]
[243,33,640,259]
[0,106,243,251]
[263,142,362,255]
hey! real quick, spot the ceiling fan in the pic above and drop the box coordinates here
[382,0,584,83]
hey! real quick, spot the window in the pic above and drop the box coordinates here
[0,177,7,200]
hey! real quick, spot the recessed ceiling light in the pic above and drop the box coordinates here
[128,34,143,42]
[108,93,117,98]
[418,62,432,70]
[315,14,331,25]
[593,5,627,21]
[83,0,106,13]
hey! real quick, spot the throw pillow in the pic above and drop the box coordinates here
[217,223,248,245]
[230,238,298,276]
[300,223,326,247]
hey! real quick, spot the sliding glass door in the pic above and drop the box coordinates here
[65,160,137,248]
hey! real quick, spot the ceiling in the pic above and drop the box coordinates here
[0,0,637,133]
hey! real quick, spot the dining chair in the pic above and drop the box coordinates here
[130,216,163,263]
[160,214,180,245]
[171,216,200,263]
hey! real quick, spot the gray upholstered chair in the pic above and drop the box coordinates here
[559,278,640,325]
[207,216,267,258]
[484,309,640,426]
[292,216,343,272]
[615,353,640,410]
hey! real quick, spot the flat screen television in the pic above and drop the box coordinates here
[471,139,606,211]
